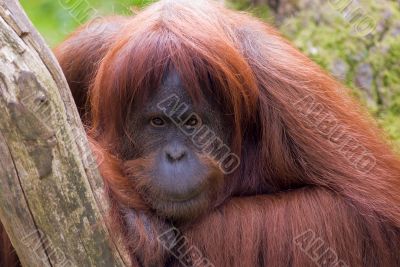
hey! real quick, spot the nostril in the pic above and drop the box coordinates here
[164,143,188,162]
[166,150,186,162]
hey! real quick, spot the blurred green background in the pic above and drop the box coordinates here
[20,0,400,149]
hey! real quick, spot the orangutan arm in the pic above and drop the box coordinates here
[177,187,399,267]
[89,138,173,267]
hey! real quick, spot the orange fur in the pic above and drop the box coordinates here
[58,1,400,266]
[2,1,399,266]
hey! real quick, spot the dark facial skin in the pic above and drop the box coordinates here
[122,71,229,221]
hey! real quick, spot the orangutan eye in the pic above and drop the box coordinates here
[150,117,166,127]
[184,116,201,127]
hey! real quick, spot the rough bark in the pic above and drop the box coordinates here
[0,1,127,266]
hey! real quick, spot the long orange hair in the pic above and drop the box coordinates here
[52,1,400,266]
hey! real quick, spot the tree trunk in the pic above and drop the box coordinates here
[0,1,127,266]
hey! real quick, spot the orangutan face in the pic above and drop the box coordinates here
[121,71,235,221]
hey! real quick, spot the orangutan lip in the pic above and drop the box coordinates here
[163,190,204,203]
[155,178,209,203]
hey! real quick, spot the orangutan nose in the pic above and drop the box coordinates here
[164,143,187,162]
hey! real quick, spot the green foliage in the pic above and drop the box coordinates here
[233,0,400,149]
[226,0,272,21]
[19,0,155,46]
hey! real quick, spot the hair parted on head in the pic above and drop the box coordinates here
[85,0,400,227]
